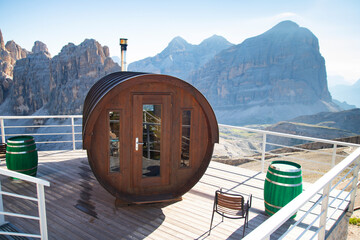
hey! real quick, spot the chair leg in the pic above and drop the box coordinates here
[209,210,215,235]
[243,217,246,238]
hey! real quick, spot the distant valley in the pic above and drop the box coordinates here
[329,80,360,108]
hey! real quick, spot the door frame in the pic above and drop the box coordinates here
[131,93,172,188]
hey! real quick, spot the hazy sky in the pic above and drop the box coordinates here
[1,0,359,84]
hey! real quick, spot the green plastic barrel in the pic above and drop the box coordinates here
[264,160,302,218]
[6,136,38,177]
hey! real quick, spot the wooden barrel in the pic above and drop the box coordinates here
[6,136,38,177]
[83,72,219,203]
[264,160,302,218]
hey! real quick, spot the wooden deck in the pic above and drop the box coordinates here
[0,151,349,239]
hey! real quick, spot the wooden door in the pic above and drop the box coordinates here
[132,94,172,189]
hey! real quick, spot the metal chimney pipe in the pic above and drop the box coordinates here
[120,38,128,71]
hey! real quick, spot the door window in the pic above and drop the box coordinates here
[142,104,162,177]
[109,111,120,172]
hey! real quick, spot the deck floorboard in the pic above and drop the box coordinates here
[0,150,349,239]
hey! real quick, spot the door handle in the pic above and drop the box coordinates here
[135,137,144,151]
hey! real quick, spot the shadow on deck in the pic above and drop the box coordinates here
[0,151,348,239]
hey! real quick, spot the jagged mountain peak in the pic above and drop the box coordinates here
[0,29,5,50]
[128,35,232,80]
[164,36,192,53]
[268,20,299,32]
[199,34,233,48]
[32,41,50,57]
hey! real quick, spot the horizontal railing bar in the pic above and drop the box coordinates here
[36,140,81,144]
[0,231,41,238]
[5,133,77,137]
[0,190,38,202]
[0,115,82,120]
[244,147,360,239]
[267,142,348,158]
[0,210,40,220]
[264,151,332,166]
[330,165,356,192]
[297,208,323,239]
[4,124,82,129]
[326,190,352,223]
[219,124,360,148]
[279,194,323,239]
[0,168,50,186]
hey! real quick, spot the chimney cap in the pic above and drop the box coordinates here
[120,38,128,46]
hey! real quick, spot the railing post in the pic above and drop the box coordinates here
[331,144,337,167]
[71,117,76,151]
[347,156,360,215]
[37,184,48,240]
[318,182,331,240]
[0,181,5,225]
[261,133,267,173]
[0,118,5,144]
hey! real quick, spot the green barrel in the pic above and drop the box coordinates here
[264,160,302,218]
[6,136,38,177]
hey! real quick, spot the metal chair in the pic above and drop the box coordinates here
[209,189,252,237]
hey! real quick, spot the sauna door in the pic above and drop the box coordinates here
[132,94,171,188]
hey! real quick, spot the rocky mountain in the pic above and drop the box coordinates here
[1,32,120,115]
[128,35,233,80]
[286,108,360,134]
[329,79,360,108]
[189,21,337,125]
[0,30,29,104]
[265,108,360,148]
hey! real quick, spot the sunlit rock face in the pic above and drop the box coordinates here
[10,39,120,115]
[189,21,336,125]
[128,35,233,80]
[0,29,29,104]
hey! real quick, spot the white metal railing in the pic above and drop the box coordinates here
[217,124,360,240]
[0,116,359,239]
[0,115,82,150]
[244,147,360,240]
[218,124,360,178]
[0,168,50,239]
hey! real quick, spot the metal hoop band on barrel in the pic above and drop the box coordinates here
[6,148,37,154]
[265,177,302,187]
[6,143,36,148]
[7,138,34,144]
[14,166,38,172]
[264,200,282,209]
[267,169,301,178]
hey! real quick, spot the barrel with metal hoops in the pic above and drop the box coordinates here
[264,160,302,218]
[6,136,38,177]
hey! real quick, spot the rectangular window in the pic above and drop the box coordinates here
[142,104,161,177]
[181,110,191,167]
[109,111,120,172]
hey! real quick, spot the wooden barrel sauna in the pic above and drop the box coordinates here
[6,136,38,177]
[83,72,219,204]
[264,160,302,218]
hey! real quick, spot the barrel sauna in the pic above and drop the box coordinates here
[83,72,219,204]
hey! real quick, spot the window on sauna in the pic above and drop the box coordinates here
[180,110,191,167]
[109,111,120,172]
[142,104,162,177]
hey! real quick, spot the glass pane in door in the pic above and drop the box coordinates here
[142,104,161,177]
[109,111,120,172]
[181,110,191,167]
